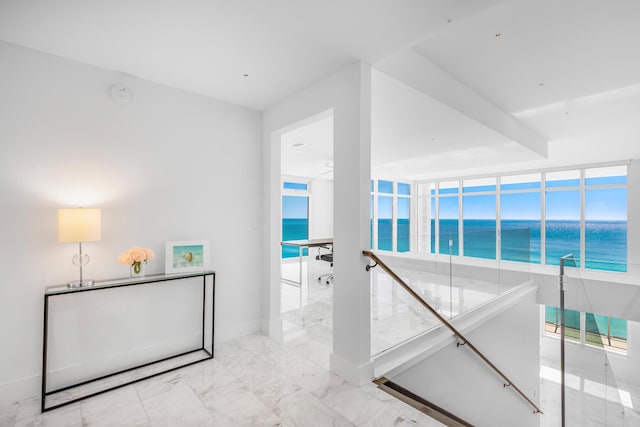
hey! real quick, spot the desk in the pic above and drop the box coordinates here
[281,238,333,287]
[42,271,215,412]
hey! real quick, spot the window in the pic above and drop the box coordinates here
[378,180,393,194]
[463,178,496,260]
[378,195,393,250]
[282,181,309,258]
[283,182,308,191]
[545,190,580,266]
[438,181,459,256]
[382,162,627,271]
[371,180,413,252]
[585,312,627,352]
[397,194,410,253]
[500,173,541,264]
[544,305,628,353]
[545,306,580,343]
[584,166,627,272]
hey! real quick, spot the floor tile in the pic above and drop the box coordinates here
[141,381,213,427]
[80,386,148,427]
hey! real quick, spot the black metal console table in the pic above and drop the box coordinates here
[41,270,215,412]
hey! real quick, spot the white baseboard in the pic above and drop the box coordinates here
[329,353,373,386]
[214,318,262,343]
[0,374,40,407]
[261,318,284,341]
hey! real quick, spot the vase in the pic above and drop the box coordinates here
[130,261,146,278]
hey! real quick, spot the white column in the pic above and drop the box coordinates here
[330,62,373,385]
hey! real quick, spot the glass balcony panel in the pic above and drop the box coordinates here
[549,255,635,426]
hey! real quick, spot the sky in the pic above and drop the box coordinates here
[283,176,627,221]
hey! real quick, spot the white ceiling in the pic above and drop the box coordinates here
[0,0,500,110]
[2,0,640,180]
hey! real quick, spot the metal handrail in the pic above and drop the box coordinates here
[363,250,543,415]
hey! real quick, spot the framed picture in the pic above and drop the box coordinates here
[165,240,210,273]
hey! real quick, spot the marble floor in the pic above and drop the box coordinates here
[281,257,513,355]
[539,357,640,426]
[6,260,635,426]
[0,333,444,427]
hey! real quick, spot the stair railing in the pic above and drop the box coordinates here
[363,250,543,415]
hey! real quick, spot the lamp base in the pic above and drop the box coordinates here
[67,279,95,289]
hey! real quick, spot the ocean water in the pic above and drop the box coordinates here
[430,219,626,272]
[286,218,627,272]
[282,218,309,258]
[377,219,410,252]
[545,306,627,339]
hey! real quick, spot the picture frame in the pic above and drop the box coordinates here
[165,240,210,273]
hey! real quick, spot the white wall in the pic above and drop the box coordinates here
[0,42,263,405]
[309,178,333,239]
[391,293,541,427]
[263,62,373,384]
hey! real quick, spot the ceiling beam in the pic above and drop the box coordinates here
[376,49,548,158]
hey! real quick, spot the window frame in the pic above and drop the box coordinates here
[414,161,628,272]
[543,305,628,354]
[370,179,414,253]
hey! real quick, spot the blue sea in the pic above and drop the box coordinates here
[432,219,627,272]
[282,218,309,258]
[285,218,627,272]
[545,306,627,339]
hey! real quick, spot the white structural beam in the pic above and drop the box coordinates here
[376,49,548,158]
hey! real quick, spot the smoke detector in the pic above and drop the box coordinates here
[110,84,132,105]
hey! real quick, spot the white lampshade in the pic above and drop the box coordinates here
[58,208,102,243]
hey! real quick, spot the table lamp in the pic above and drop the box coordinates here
[58,208,102,288]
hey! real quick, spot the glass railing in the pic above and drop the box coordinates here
[546,255,639,426]
[364,247,542,418]
[370,227,532,356]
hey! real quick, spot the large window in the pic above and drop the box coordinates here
[584,166,627,272]
[545,306,580,343]
[416,163,627,272]
[378,192,393,251]
[501,173,541,263]
[438,181,459,256]
[371,180,412,252]
[545,305,627,353]
[545,170,581,266]
[374,163,627,272]
[397,184,411,253]
[463,178,496,260]
[282,181,309,258]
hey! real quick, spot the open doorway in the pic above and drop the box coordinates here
[279,114,334,351]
